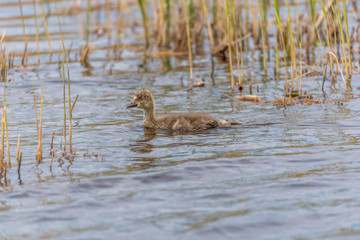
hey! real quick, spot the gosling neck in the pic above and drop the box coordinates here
[143,102,156,123]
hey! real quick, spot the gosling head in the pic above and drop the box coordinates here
[127,89,154,110]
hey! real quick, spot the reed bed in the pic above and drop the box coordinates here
[4,0,356,92]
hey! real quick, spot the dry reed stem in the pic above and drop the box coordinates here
[201,0,214,51]
[138,0,150,49]
[341,0,352,75]
[50,130,55,153]
[36,92,43,162]
[155,0,164,46]
[71,94,79,113]
[322,51,346,91]
[3,107,10,168]
[19,0,28,66]
[61,48,67,153]
[0,115,4,167]
[314,0,337,31]
[85,0,92,47]
[33,95,39,136]
[224,0,234,91]
[257,0,267,77]
[17,151,22,176]
[116,0,122,45]
[80,45,94,67]
[0,32,5,44]
[32,0,40,64]
[40,0,53,60]
[66,53,72,153]
[230,0,242,89]
[16,134,21,166]
[183,0,193,84]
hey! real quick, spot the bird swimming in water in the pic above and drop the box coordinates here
[127,89,241,131]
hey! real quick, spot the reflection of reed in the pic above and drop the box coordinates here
[130,128,156,153]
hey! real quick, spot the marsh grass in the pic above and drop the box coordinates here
[138,0,150,49]
[7,0,356,89]
[184,0,194,83]
[224,0,234,91]
[32,0,40,64]
[35,84,43,163]
[16,134,21,166]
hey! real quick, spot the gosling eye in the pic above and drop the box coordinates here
[137,96,142,100]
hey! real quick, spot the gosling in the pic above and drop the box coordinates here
[127,89,241,131]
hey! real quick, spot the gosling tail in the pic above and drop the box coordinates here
[217,119,243,127]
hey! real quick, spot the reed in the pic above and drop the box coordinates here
[116,0,122,46]
[202,0,214,51]
[282,0,297,93]
[274,1,289,94]
[86,0,92,47]
[322,51,346,91]
[224,0,234,91]
[341,0,352,76]
[18,0,28,66]
[333,2,350,89]
[138,0,150,49]
[71,94,79,113]
[50,130,55,153]
[40,0,53,60]
[230,0,242,90]
[32,0,40,64]
[61,45,67,153]
[16,134,21,166]
[320,0,331,51]
[183,0,194,84]
[0,61,9,168]
[274,0,280,79]
[309,0,317,31]
[258,0,267,77]
[4,106,10,168]
[0,115,4,168]
[105,0,112,45]
[17,151,22,180]
[36,84,43,162]
[63,43,73,154]
[165,0,171,48]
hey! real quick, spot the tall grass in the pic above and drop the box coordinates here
[184,0,194,83]
[18,0,28,66]
[274,0,289,94]
[36,84,43,162]
[16,134,21,166]
[86,0,92,47]
[32,0,40,64]
[230,0,242,89]
[138,0,150,49]
[40,0,53,60]
[258,0,267,77]
[61,45,67,153]
[224,0,234,91]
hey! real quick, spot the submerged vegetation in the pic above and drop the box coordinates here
[0,0,359,173]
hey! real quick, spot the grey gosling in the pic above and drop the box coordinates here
[127,89,241,131]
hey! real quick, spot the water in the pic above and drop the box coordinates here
[1,1,360,239]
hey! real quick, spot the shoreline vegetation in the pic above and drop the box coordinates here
[0,0,359,171]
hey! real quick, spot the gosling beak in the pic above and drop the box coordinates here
[126,100,138,109]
